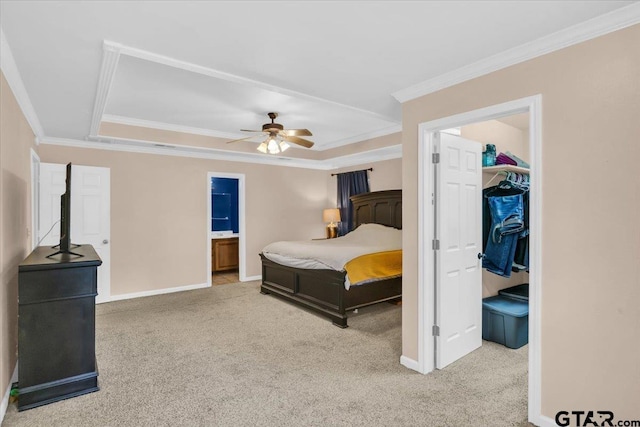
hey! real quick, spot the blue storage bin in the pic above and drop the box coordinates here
[498,283,529,302]
[482,295,529,349]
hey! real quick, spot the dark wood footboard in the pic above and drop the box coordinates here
[260,254,401,328]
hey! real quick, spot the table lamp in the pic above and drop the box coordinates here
[323,208,341,239]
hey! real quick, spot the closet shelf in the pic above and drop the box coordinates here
[482,165,529,175]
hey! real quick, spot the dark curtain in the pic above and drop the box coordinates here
[337,170,370,236]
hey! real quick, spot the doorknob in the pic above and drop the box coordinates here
[477,253,484,260]
[102,239,109,244]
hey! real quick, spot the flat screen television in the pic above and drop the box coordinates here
[47,163,82,258]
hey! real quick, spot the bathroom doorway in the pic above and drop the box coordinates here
[207,172,246,286]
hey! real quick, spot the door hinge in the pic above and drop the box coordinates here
[432,153,440,163]
[432,239,440,250]
[432,325,440,336]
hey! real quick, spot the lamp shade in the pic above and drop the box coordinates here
[322,208,341,223]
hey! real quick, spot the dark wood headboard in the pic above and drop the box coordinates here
[350,190,402,230]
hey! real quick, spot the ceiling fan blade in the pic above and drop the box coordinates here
[240,129,265,133]
[285,135,314,148]
[226,135,260,144]
[280,129,312,137]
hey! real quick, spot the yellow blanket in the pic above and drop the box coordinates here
[344,250,402,288]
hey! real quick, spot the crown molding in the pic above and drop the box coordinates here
[105,40,399,124]
[39,134,400,171]
[317,124,402,151]
[0,27,45,137]
[89,42,122,136]
[101,114,247,141]
[41,136,329,169]
[392,3,640,103]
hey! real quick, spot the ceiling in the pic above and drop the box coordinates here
[0,1,634,152]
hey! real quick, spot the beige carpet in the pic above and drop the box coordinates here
[3,281,528,426]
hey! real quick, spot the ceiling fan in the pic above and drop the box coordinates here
[226,112,314,154]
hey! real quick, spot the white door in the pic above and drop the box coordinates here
[435,133,483,369]
[39,163,111,303]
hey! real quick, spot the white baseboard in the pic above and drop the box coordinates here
[0,363,18,423]
[106,282,210,302]
[242,275,261,282]
[399,355,420,372]
[535,415,558,427]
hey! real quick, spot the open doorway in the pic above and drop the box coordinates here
[463,113,531,346]
[413,95,542,424]
[207,172,246,287]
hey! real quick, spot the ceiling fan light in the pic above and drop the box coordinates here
[267,138,280,154]
[240,114,314,153]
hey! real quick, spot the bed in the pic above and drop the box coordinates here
[259,190,402,328]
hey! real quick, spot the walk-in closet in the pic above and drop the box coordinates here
[461,114,531,306]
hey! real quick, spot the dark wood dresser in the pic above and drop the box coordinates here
[18,245,102,411]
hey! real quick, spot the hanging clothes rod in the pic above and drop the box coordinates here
[331,167,373,177]
[485,170,529,188]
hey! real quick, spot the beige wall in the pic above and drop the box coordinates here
[461,118,529,163]
[325,157,402,208]
[319,132,401,160]
[461,119,529,298]
[37,145,331,295]
[0,72,37,400]
[402,25,640,418]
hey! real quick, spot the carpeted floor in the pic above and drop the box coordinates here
[3,281,529,426]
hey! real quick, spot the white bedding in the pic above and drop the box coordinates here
[262,223,402,283]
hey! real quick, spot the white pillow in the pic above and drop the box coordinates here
[341,223,402,246]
